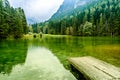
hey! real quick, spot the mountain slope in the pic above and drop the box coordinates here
[51,0,75,20]
[50,0,98,21]
[32,0,120,36]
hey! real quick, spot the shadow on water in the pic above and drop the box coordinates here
[0,40,28,74]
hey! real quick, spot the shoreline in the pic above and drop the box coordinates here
[3,33,120,40]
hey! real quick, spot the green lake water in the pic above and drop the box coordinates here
[0,36,120,80]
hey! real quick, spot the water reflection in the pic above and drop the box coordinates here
[0,40,28,74]
[0,47,76,80]
[27,37,120,68]
[0,36,119,80]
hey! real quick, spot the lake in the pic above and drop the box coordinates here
[0,36,120,80]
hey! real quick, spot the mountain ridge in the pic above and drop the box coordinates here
[31,0,120,36]
[50,0,98,21]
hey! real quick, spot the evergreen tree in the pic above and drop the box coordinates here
[0,0,27,39]
[33,0,120,36]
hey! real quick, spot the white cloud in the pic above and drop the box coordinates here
[8,0,64,23]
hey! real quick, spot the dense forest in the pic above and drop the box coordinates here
[0,0,27,39]
[1,0,120,38]
[32,0,120,36]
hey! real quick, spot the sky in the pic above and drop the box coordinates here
[8,0,64,24]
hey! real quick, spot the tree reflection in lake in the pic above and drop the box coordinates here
[0,47,76,80]
[27,36,120,68]
[0,40,28,74]
[0,36,120,80]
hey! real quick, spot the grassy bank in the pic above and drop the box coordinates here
[23,34,71,39]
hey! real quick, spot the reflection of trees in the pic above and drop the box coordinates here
[27,37,85,69]
[25,36,120,70]
[43,37,85,68]
[0,40,28,74]
[27,37,120,69]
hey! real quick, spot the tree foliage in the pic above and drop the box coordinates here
[0,0,27,39]
[33,0,120,36]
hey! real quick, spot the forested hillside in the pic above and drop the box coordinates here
[33,0,120,36]
[0,0,27,39]
[50,0,97,21]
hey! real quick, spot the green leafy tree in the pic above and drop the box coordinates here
[39,0,120,36]
[83,21,93,36]
[0,0,27,39]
